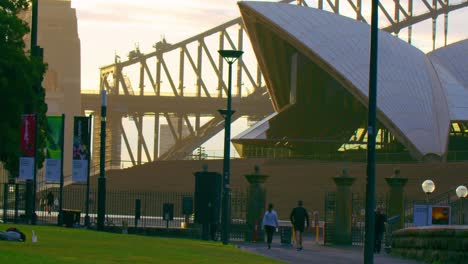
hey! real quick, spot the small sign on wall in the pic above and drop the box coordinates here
[432,206,451,225]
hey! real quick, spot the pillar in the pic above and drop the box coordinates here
[244,165,269,242]
[385,169,408,230]
[333,169,355,245]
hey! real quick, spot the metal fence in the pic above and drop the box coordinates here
[1,183,248,241]
[403,187,468,227]
[324,189,468,247]
[323,192,335,245]
[324,192,388,246]
[350,193,388,246]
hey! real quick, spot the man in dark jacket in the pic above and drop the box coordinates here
[374,206,387,253]
[290,200,309,251]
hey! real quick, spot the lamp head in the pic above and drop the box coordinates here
[456,185,468,198]
[421,179,435,194]
[218,50,244,64]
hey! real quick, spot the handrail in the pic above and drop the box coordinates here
[428,182,468,205]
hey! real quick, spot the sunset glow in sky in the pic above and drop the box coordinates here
[72,0,245,89]
[71,0,468,89]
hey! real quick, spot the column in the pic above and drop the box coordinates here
[333,169,355,245]
[244,165,269,242]
[385,169,408,230]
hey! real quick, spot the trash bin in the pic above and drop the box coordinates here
[280,226,292,245]
[63,209,81,227]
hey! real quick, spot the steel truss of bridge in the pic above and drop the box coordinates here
[80,0,467,167]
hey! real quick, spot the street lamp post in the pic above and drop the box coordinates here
[97,90,107,231]
[30,0,42,226]
[363,0,380,262]
[422,179,436,225]
[455,185,467,224]
[218,49,243,245]
[84,114,93,227]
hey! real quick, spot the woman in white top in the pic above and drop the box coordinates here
[262,203,279,249]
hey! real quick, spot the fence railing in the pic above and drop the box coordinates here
[0,183,248,241]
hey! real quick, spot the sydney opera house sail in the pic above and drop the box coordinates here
[234,1,468,162]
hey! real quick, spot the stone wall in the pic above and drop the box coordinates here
[392,226,468,264]
[99,159,468,218]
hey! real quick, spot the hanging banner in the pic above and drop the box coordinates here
[20,114,36,157]
[72,116,90,182]
[19,157,34,180]
[19,114,36,180]
[45,116,63,182]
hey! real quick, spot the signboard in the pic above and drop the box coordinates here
[45,116,63,182]
[182,197,193,215]
[432,206,451,225]
[163,203,174,221]
[19,157,34,180]
[72,117,90,182]
[414,204,452,226]
[413,204,430,227]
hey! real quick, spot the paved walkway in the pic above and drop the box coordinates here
[237,240,424,264]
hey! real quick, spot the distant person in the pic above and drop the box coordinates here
[262,203,279,249]
[374,206,387,254]
[0,227,26,242]
[47,191,54,215]
[290,200,309,251]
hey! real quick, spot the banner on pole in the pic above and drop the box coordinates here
[72,117,90,182]
[19,114,36,180]
[45,116,63,182]
[20,114,36,157]
[19,157,35,180]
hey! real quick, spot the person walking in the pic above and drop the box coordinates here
[47,191,54,215]
[262,203,279,249]
[290,200,309,251]
[374,206,387,253]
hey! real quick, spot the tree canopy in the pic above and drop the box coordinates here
[0,0,47,177]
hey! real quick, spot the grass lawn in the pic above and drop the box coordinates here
[0,224,283,263]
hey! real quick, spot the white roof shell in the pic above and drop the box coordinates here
[237,1,468,159]
[428,40,468,121]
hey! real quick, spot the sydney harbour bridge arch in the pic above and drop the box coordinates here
[80,0,468,169]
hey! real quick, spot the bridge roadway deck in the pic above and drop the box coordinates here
[81,93,272,114]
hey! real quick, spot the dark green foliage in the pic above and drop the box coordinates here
[0,0,47,176]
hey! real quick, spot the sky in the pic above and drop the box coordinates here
[71,0,468,89]
[69,0,468,162]
[73,0,249,89]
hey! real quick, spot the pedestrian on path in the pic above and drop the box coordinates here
[262,203,279,249]
[47,191,54,215]
[374,206,387,254]
[290,200,309,251]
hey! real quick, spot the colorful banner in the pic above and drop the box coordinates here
[72,117,90,182]
[20,114,36,157]
[45,116,63,182]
